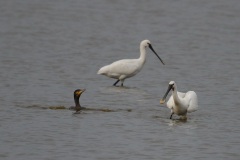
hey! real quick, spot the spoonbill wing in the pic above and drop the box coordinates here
[102,59,140,76]
[186,91,198,113]
[111,60,140,75]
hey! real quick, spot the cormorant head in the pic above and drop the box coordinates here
[74,89,86,99]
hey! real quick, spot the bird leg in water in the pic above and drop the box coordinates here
[113,79,120,86]
[170,114,173,119]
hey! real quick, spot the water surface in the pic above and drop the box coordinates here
[0,0,240,159]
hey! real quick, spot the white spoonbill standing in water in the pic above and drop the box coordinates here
[160,81,198,119]
[97,40,165,86]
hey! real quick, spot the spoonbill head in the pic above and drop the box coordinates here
[97,40,165,86]
[160,81,198,119]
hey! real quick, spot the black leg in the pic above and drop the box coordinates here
[121,83,123,86]
[170,114,173,119]
[113,80,120,86]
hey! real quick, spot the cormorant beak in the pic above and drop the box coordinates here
[160,84,173,104]
[76,89,86,96]
[149,44,165,65]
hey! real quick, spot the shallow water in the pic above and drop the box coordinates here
[0,0,240,159]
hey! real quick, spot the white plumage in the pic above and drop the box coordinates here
[160,81,198,119]
[97,40,164,86]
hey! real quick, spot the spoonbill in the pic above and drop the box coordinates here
[97,40,165,86]
[69,89,86,113]
[160,81,198,119]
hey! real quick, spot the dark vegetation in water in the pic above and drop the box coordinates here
[24,105,132,112]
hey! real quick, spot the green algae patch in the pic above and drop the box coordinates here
[45,106,133,112]
[116,109,132,112]
[49,106,67,110]
[25,105,48,109]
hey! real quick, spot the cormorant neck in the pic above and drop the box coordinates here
[74,96,81,107]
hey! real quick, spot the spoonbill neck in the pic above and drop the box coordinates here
[172,85,181,105]
[138,45,147,64]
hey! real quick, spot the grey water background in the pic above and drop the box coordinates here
[0,0,240,159]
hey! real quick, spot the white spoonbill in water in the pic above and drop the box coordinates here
[97,40,165,86]
[160,81,198,119]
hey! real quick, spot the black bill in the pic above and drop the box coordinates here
[160,84,173,104]
[149,44,165,65]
